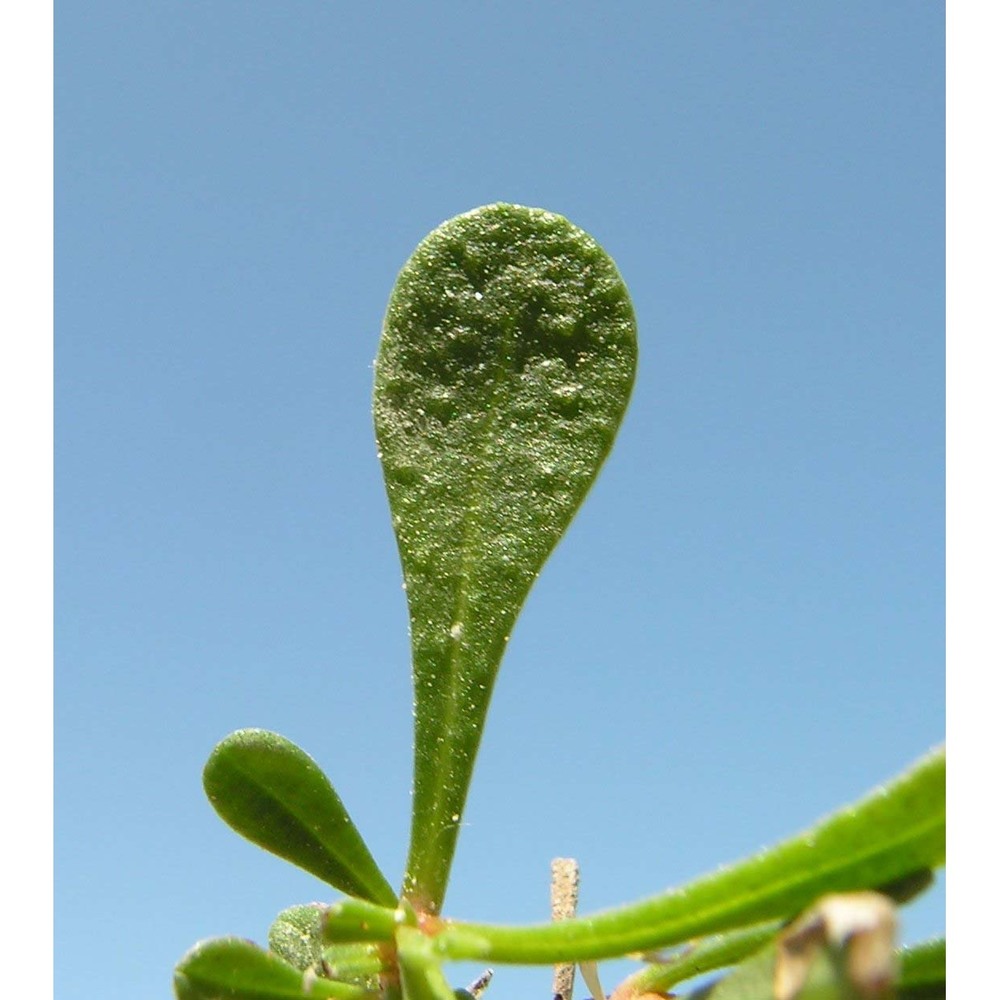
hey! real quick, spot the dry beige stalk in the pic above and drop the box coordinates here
[551,858,581,1000]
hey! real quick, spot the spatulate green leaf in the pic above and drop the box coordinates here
[174,937,374,1000]
[433,748,944,963]
[375,203,637,912]
[203,729,396,904]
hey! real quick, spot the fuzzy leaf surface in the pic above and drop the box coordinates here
[434,748,944,962]
[269,904,387,985]
[375,203,637,911]
[204,729,396,904]
[269,903,328,972]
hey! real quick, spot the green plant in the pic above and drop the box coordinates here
[175,204,945,1000]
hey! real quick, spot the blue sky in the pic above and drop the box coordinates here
[56,4,943,999]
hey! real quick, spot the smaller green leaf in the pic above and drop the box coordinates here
[204,729,396,905]
[174,937,374,1000]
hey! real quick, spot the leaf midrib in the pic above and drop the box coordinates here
[224,756,390,902]
[417,303,521,898]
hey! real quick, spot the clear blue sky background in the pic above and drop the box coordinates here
[56,4,943,999]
